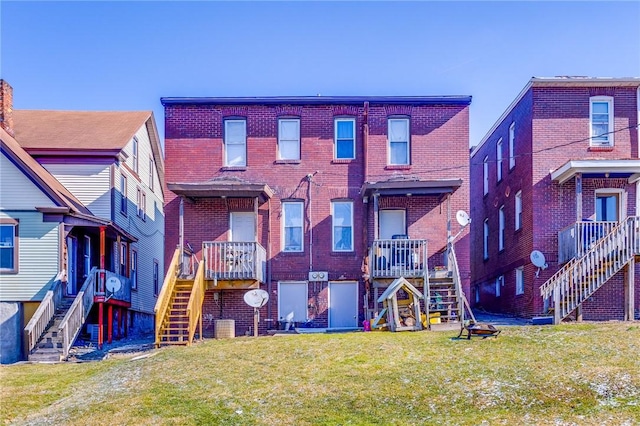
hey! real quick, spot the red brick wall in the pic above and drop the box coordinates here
[165,101,470,330]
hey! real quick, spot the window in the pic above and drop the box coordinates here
[137,188,146,220]
[496,138,503,182]
[83,236,91,278]
[120,175,127,215]
[278,119,300,160]
[595,191,620,222]
[515,267,524,295]
[483,219,489,260]
[119,242,127,277]
[332,201,353,251]
[509,122,516,169]
[499,206,505,251]
[153,259,159,296]
[515,190,522,230]
[131,249,138,290]
[132,137,139,174]
[225,119,247,166]
[283,202,303,252]
[148,155,154,191]
[335,118,355,159]
[388,118,409,165]
[483,156,489,195]
[590,96,614,146]
[495,275,503,297]
[0,219,18,273]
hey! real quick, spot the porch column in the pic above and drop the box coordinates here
[98,302,104,349]
[625,258,635,321]
[373,193,379,240]
[576,173,582,221]
[179,197,184,265]
[107,304,113,344]
[100,226,106,270]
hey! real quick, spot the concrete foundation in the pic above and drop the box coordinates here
[0,302,23,364]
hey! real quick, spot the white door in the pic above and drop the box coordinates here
[230,212,256,242]
[379,210,406,239]
[329,281,358,328]
[278,282,308,324]
[66,236,77,295]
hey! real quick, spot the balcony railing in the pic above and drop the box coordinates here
[558,221,618,264]
[94,269,131,303]
[203,242,266,282]
[370,238,427,279]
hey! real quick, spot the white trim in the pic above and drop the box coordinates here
[496,138,503,182]
[483,218,489,260]
[224,119,247,167]
[334,118,356,160]
[498,205,505,251]
[550,159,640,185]
[278,118,301,160]
[515,267,524,295]
[589,96,614,147]
[515,190,523,230]
[483,156,489,195]
[594,188,625,222]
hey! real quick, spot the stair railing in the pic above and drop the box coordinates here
[23,270,66,355]
[186,260,206,345]
[541,216,639,324]
[58,267,97,359]
[155,248,181,347]
[447,243,475,324]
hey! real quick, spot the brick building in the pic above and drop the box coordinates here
[470,77,640,322]
[158,95,471,341]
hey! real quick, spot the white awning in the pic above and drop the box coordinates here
[550,160,640,185]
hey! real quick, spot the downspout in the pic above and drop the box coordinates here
[363,101,369,184]
[307,173,316,272]
[267,197,272,322]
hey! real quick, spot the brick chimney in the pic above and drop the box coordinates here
[0,79,15,137]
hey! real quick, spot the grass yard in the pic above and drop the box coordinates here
[1,323,639,425]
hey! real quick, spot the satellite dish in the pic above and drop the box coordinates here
[106,276,122,293]
[530,250,548,278]
[243,289,269,308]
[456,210,471,227]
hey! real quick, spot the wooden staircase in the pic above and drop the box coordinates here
[155,248,206,347]
[27,297,74,362]
[540,216,640,324]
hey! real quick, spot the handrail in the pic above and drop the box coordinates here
[155,248,181,347]
[23,270,66,355]
[541,216,639,323]
[186,260,205,345]
[558,221,618,264]
[447,244,475,324]
[58,267,97,359]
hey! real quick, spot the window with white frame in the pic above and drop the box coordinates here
[499,206,505,251]
[137,188,146,220]
[225,119,247,166]
[335,118,355,159]
[509,122,515,169]
[388,118,410,165]
[119,242,127,277]
[495,275,503,297]
[148,155,154,191]
[515,267,524,295]
[283,201,304,252]
[153,259,159,296]
[332,201,353,251]
[131,249,138,290]
[496,138,503,182]
[515,190,522,230]
[278,119,300,160]
[120,175,127,216]
[0,219,18,273]
[590,96,614,146]
[483,156,489,195]
[483,219,489,260]
[83,236,91,278]
[132,137,139,174]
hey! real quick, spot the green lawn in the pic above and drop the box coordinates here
[2,323,639,425]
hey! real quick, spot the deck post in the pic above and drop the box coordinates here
[108,304,113,344]
[98,302,104,349]
[575,305,582,322]
[575,174,582,221]
[625,258,635,321]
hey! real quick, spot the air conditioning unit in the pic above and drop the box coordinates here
[308,271,328,282]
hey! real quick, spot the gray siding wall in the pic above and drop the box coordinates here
[0,211,59,302]
[43,162,111,219]
[115,124,165,314]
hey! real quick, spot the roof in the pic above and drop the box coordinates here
[361,178,462,197]
[377,277,424,303]
[550,159,640,184]
[167,176,274,201]
[470,77,640,158]
[1,126,91,214]
[13,110,152,152]
[161,95,472,106]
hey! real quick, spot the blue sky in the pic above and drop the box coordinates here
[2,1,639,147]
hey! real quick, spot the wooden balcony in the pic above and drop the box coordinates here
[202,242,266,288]
[94,269,131,305]
[558,221,618,264]
[369,238,427,279]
